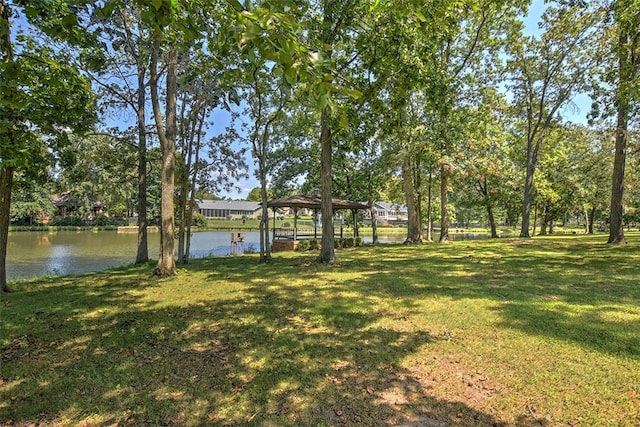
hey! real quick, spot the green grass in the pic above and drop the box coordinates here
[2,234,640,426]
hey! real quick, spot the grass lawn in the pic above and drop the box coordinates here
[1,234,640,426]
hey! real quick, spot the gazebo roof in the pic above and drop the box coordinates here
[267,194,368,210]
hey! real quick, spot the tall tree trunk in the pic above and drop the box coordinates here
[587,206,596,234]
[425,171,433,242]
[369,201,379,244]
[150,41,177,276]
[438,164,449,243]
[608,7,638,243]
[259,151,272,262]
[520,155,536,238]
[0,167,14,292]
[403,154,421,243]
[608,115,627,244]
[259,190,271,263]
[185,109,205,262]
[1,1,14,292]
[317,106,335,263]
[538,204,547,236]
[176,98,189,264]
[478,178,498,238]
[487,202,498,239]
[135,66,149,265]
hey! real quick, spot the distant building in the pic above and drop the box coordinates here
[51,192,103,217]
[197,200,261,219]
[369,201,408,224]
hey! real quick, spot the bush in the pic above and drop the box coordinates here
[52,216,85,227]
[309,239,319,250]
[355,236,362,247]
[334,238,342,249]
[297,240,310,251]
[191,212,208,227]
[343,237,355,248]
[283,222,291,228]
[109,202,127,218]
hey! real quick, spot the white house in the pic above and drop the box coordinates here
[197,200,261,219]
[368,201,408,224]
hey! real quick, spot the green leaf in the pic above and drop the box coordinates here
[284,66,297,85]
[343,88,362,100]
[339,113,349,130]
[318,93,330,110]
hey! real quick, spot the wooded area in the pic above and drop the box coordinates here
[1,0,639,291]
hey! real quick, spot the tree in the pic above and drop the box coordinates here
[602,0,640,243]
[86,3,153,264]
[1,0,96,292]
[241,62,289,263]
[54,134,137,222]
[10,177,56,225]
[508,4,601,238]
[457,92,513,238]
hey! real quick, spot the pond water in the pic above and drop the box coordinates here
[5,230,484,282]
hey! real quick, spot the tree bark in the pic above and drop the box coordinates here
[150,40,177,276]
[1,0,14,292]
[317,106,335,263]
[135,65,149,265]
[403,154,421,243]
[608,119,627,244]
[587,206,596,234]
[0,167,14,292]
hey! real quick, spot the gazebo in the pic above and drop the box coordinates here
[266,194,369,251]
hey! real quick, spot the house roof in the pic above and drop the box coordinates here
[374,201,407,212]
[197,200,261,211]
[267,194,368,211]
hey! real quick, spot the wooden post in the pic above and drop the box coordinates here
[293,207,298,241]
[314,209,318,239]
[272,207,277,242]
[352,209,357,237]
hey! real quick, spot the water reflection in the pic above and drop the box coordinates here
[6,230,487,281]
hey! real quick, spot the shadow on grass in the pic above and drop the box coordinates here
[1,258,522,426]
[4,235,636,425]
[335,238,640,360]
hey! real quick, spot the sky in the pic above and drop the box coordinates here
[217,0,593,200]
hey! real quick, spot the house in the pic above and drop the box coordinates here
[370,201,408,224]
[197,200,261,219]
[51,192,103,217]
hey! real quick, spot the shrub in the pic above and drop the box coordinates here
[309,239,319,250]
[191,212,208,227]
[109,202,127,218]
[343,237,355,248]
[334,238,342,249]
[355,236,362,247]
[92,215,112,227]
[52,216,85,227]
[283,222,291,228]
[297,240,310,251]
